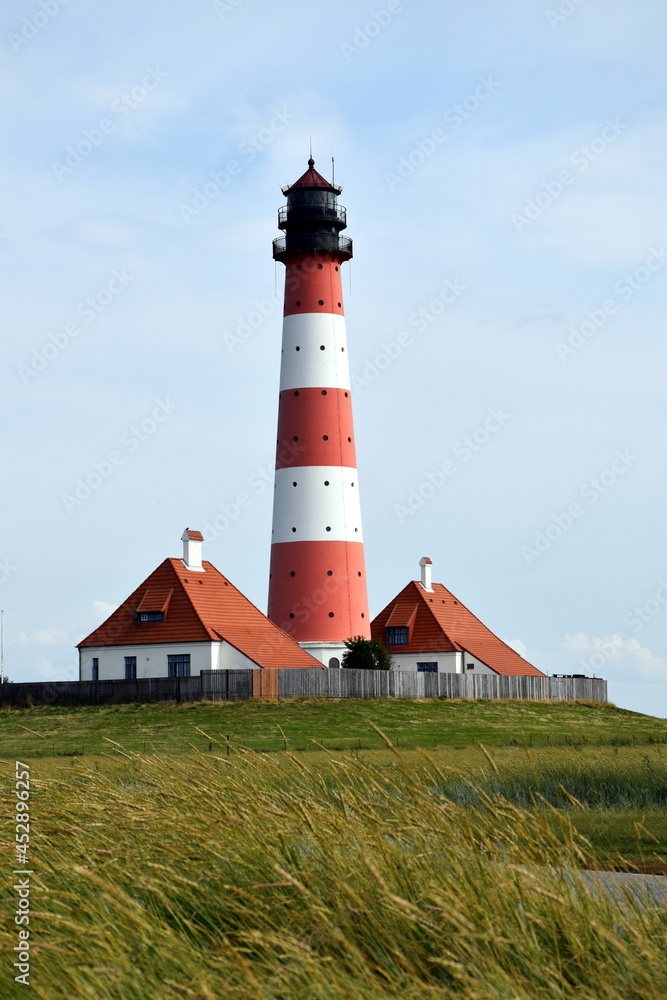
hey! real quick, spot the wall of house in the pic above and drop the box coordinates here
[388,651,461,672]
[79,641,257,680]
[210,642,258,670]
[457,653,496,675]
[387,651,496,673]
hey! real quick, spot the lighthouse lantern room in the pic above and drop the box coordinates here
[268,159,370,666]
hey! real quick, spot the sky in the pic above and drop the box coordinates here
[1,0,666,717]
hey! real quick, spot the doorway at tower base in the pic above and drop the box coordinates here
[298,640,348,668]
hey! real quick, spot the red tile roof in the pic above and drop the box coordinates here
[78,558,322,669]
[371,580,544,677]
[183,530,203,541]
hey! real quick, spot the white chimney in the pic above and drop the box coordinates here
[181,529,204,572]
[419,556,433,592]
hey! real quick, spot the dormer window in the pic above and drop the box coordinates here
[386,626,409,645]
[139,612,163,622]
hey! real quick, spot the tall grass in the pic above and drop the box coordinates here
[3,746,667,999]
[428,744,667,810]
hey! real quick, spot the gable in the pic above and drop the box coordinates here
[372,580,544,677]
[78,558,321,669]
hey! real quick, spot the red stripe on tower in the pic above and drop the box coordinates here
[268,158,370,665]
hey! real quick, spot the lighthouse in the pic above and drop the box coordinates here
[268,158,370,666]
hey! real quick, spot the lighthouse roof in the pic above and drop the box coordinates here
[282,157,342,195]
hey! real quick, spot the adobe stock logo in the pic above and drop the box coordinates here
[521,450,638,565]
[394,407,510,524]
[61,398,179,513]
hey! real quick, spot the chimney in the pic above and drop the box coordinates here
[419,556,433,592]
[181,529,204,572]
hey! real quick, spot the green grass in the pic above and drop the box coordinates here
[2,696,666,758]
[2,748,666,999]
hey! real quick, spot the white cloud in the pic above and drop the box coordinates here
[18,627,70,646]
[504,637,528,658]
[92,600,117,619]
[561,631,667,682]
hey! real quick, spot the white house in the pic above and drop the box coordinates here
[77,530,322,680]
[371,558,545,676]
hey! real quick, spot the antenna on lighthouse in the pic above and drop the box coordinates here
[1,609,4,684]
[331,155,335,187]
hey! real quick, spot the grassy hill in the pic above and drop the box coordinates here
[2,697,666,759]
[2,742,666,1000]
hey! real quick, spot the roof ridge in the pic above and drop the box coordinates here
[431,580,526,660]
[166,558,218,640]
[409,579,461,646]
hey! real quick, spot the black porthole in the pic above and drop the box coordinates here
[290,571,296,577]
[319,345,325,351]
[361,613,365,619]
[294,390,299,396]
[293,436,298,441]
[327,570,333,576]
[292,481,297,487]
[354,528,358,533]
[324,480,330,486]
[344,392,348,397]
[328,612,334,618]
[317,264,322,269]
[289,613,295,618]
[337,302,341,307]
[318,300,324,305]
[322,435,328,441]
[296,300,301,306]
[351,482,355,487]
[292,527,297,533]
[357,571,361,577]
[341,347,345,352]
[335,265,339,271]
[326,526,331,532]
[321,389,327,395]
[347,437,351,442]
[295,346,300,351]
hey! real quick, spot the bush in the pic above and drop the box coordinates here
[342,636,393,670]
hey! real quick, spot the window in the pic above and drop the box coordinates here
[168,654,191,678]
[125,656,137,680]
[386,627,408,645]
[139,612,163,622]
[328,657,340,669]
[417,662,438,672]
[92,657,99,681]
[466,663,474,670]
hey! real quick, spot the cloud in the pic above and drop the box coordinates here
[18,627,70,646]
[92,600,117,618]
[561,631,667,682]
[504,637,529,658]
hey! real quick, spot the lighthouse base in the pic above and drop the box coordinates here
[298,641,348,669]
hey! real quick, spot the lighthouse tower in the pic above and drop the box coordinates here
[268,158,370,666]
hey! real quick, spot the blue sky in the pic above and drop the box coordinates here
[2,0,667,717]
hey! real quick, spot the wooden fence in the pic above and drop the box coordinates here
[0,670,253,708]
[277,670,607,703]
[0,669,606,708]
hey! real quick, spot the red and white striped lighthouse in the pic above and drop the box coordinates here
[268,158,370,665]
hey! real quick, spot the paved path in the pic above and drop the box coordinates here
[580,869,667,908]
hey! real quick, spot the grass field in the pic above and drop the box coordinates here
[2,745,667,1000]
[2,696,667,758]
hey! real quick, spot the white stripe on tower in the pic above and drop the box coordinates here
[268,158,370,651]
